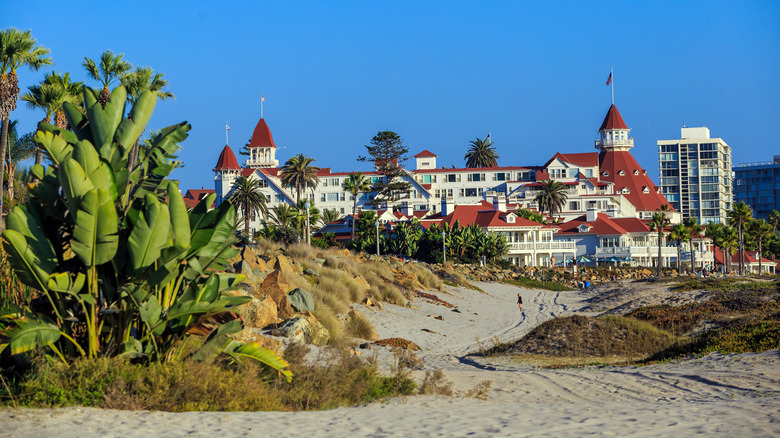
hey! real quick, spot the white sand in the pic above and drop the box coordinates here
[2,282,779,437]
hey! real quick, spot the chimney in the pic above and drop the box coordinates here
[441,197,452,216]
[402,202,413,217]
[586,207,598,222]
[492,193,507,212]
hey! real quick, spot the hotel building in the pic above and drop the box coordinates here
[733,155,780,220]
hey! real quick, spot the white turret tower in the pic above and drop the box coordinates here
[214,144,242,206]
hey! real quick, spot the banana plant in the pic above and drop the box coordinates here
[0,85,291,380]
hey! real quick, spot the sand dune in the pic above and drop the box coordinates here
[2,282,779,437]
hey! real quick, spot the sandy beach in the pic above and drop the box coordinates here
[2,282,779,437]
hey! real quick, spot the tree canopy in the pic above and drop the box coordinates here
[357,131,411,208]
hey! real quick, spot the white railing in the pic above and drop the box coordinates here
[595,138,634,148]
[508,241,576,251]
[595,246,677,257]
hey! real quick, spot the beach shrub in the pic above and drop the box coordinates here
[0,85,289,379]
[4,345,416,411]
[484,315,677,359]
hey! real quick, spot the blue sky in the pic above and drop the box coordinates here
[6,1,780,190]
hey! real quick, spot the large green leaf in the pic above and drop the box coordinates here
[58,158,95,217]
[71,188,119,266]
[0,316,62,355]
[37,122,79,146]
[2,208,57,292]
[127,194,170,270]
[192,319,243,362]
[86,86,126,152]
[62,100,91,141]
[72,139,118,201]
[167,181,191,253]
[34,130,73,167]
[225,341,292,383]
[115,90,157,151]
[47,272,86,294]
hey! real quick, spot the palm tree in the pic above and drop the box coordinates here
[649,206,671,276]
[320,208,341,227]
[669,223,690,272]
[706,222,725,272]
[768,210,780,236]
[21,71,82,164]
[684,217,704,271]
[728,202,753,275]
[225,176,268,240]
[82,50,132,107]
[748,219,773,275]
[266,203,297,229]
[534,180,568,221]
[464,136,498,168]
[0,28,52,228]
[342,171,372,239]
[121,66,175,171]
[721,226,738,274]
[4,120,35,201]
[279,154,320,203]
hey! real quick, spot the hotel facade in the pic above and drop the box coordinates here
[213,104,705,268]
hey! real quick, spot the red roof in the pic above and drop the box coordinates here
[714,248,774,265]
[598,150,673,212]
[183,188,215,209]
[555,213,635,236]
[599,104,629,130]
[545,152,599,169]
[248,118,276,148]
[414,150,437,158]
[214,145,241,170]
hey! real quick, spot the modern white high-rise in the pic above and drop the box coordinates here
[658,127,732,224]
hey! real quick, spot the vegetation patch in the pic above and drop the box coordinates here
[373,338,421,351]
[414,291,455,308]
[0,345,417,411]
[484,315,677,359]
[501,277,572,292]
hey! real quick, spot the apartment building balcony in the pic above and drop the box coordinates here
[508,241,577,252]
[595,246,677,258]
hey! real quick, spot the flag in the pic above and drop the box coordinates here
[226,123,230,131]
[551,256,556,266]
[486,133,491,142]
[606,72,612,86]
[261,94,265,102]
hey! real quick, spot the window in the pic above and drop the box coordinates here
[421,161,429,166]
[495,172,506,181]
[465,188,478,197]
[468,173,485,182]
[568,201,580,210]
[275,195,285,203]
[618,170,625,176]
[423,175,432,184]
[446,174,459,183]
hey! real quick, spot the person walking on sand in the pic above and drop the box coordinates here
[517,292,523,310]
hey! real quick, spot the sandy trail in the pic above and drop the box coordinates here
[2,282,779,437]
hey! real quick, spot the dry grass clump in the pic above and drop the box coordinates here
[367,283,407,306]
[418,370,453,396]
[283,242,320,262]
[346,311,378,340]
[319,268,368,302]
[401,263,445,291]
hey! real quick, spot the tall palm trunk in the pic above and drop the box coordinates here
[738,227,744,275]
[34,115,51,165]
[656,230,663,276]
[691,241,697,272]
[244,198,250,239]
[757,238,763,275]
[0,116,9,229]
[351,196,358,240]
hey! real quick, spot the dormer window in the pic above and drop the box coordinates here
[618,170,625,176]
[507,215,515,224]
[642,186,650,193]
[643,170,648,175]
[577,224,592,233]
[602,171,609,177]
[633,170,639,175]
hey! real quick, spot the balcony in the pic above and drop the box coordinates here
[508,241,576,252]
[595,138,634,148]
[595,246,677,257]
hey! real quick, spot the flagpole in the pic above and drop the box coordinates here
[225,122,229,145]
[611,66,614,105]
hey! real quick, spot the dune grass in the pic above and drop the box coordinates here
[1,345,416,411]
[501,277,572,292]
